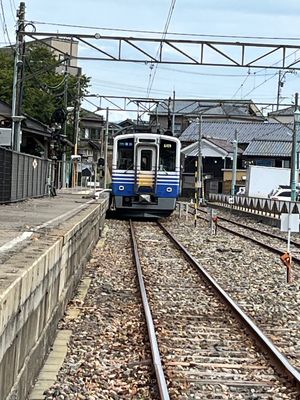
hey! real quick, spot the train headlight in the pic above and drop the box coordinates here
[166,187,172,193]
[119,185,125,191]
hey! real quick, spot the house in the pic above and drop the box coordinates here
[179,120,296,197]
[268,106,296,124]
[243,126,296,168]
[149,99,265,136]
[0,99,53,157]
[39,37,79,76]
[181,136,244,197]
[78,109,105,179]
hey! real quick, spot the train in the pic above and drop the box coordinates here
[111,132,181,218]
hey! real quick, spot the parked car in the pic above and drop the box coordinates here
[269,187,300,201]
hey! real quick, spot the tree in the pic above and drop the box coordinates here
[0,50,14,103]
[0,43,90,128]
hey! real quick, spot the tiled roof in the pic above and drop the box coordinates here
[80,108,104,121]
[207,137,243,154]
[268,106,296,116]
[244,140,300,157]
[152,99,264,119]
[182,137,243,157]
[179,121,293,144]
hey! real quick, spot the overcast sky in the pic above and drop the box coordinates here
[1,0,300,120]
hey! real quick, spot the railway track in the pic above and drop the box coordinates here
[130,220,300,399]
[190,205,300,275]
[167,208,300,374]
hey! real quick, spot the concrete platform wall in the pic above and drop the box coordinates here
[0,197,109,400]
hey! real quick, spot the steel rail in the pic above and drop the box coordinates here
[129,220,170,400]
[193,206,300,264]
[157,221,300,390]
[197,206,300,248]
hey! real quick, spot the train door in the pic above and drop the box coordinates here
[135,145,157,194]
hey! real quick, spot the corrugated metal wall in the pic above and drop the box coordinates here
[0,147,50,203]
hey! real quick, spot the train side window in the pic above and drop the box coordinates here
[141,150,152,171]
[117,138,134,169]
[159,139,176,171]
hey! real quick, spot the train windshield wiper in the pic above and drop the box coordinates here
[160,167,169,175]
[123,164,134,173]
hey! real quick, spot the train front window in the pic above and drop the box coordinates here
[159,139,176,171]
[117,138,134,169]
[140,150,152,171]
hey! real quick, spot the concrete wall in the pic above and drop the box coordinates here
[0,197,109,400]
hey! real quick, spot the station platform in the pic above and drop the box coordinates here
[0,188,107,264]
[0,188,109,400]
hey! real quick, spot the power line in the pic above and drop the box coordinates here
[243,72,278,98]
[8,0,17,21]
[92,79,172,95]
[230,46,300,100]
[0,0,13,46]
[158,66,271,77]
[232,70,251,98]
[26,19,300,42]
[147,0,177,97]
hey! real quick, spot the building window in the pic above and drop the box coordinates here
[256,159,274,167]
[90,128,100,140]
[174,123,182,135]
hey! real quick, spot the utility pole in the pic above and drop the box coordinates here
[104,107,109,188]
[61,59,70,188]
[72,69,81,188]
[172,90,176,136]
[197,115,203,204]
[63,58,69,137]
[291,93,300,201]
[276,70,296,111]
[231,129,238,196]
[276,70,282,111]
[11,2,26,152]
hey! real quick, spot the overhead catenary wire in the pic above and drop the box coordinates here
[242,72,279,98]
[12,16,300,109]
[0,0,13,46]
[232,68,251,98]
[8,0,17,21]
[230,47,299,101]
[146,0,176,97]
[25,19,300,42]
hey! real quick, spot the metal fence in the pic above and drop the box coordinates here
[209,193,300,219]
[0,146,50,203]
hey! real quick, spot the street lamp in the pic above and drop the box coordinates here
[291,105,300,201]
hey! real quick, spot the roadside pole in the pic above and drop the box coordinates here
[291,93,299,201]
[104,107,109,188]
[72,70,81,188]
[231,129,238,196]
[194,160,198,227]
[11,2,25,152]
[280,204,299,283]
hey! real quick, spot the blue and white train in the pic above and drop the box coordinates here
[111,133,181,218]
